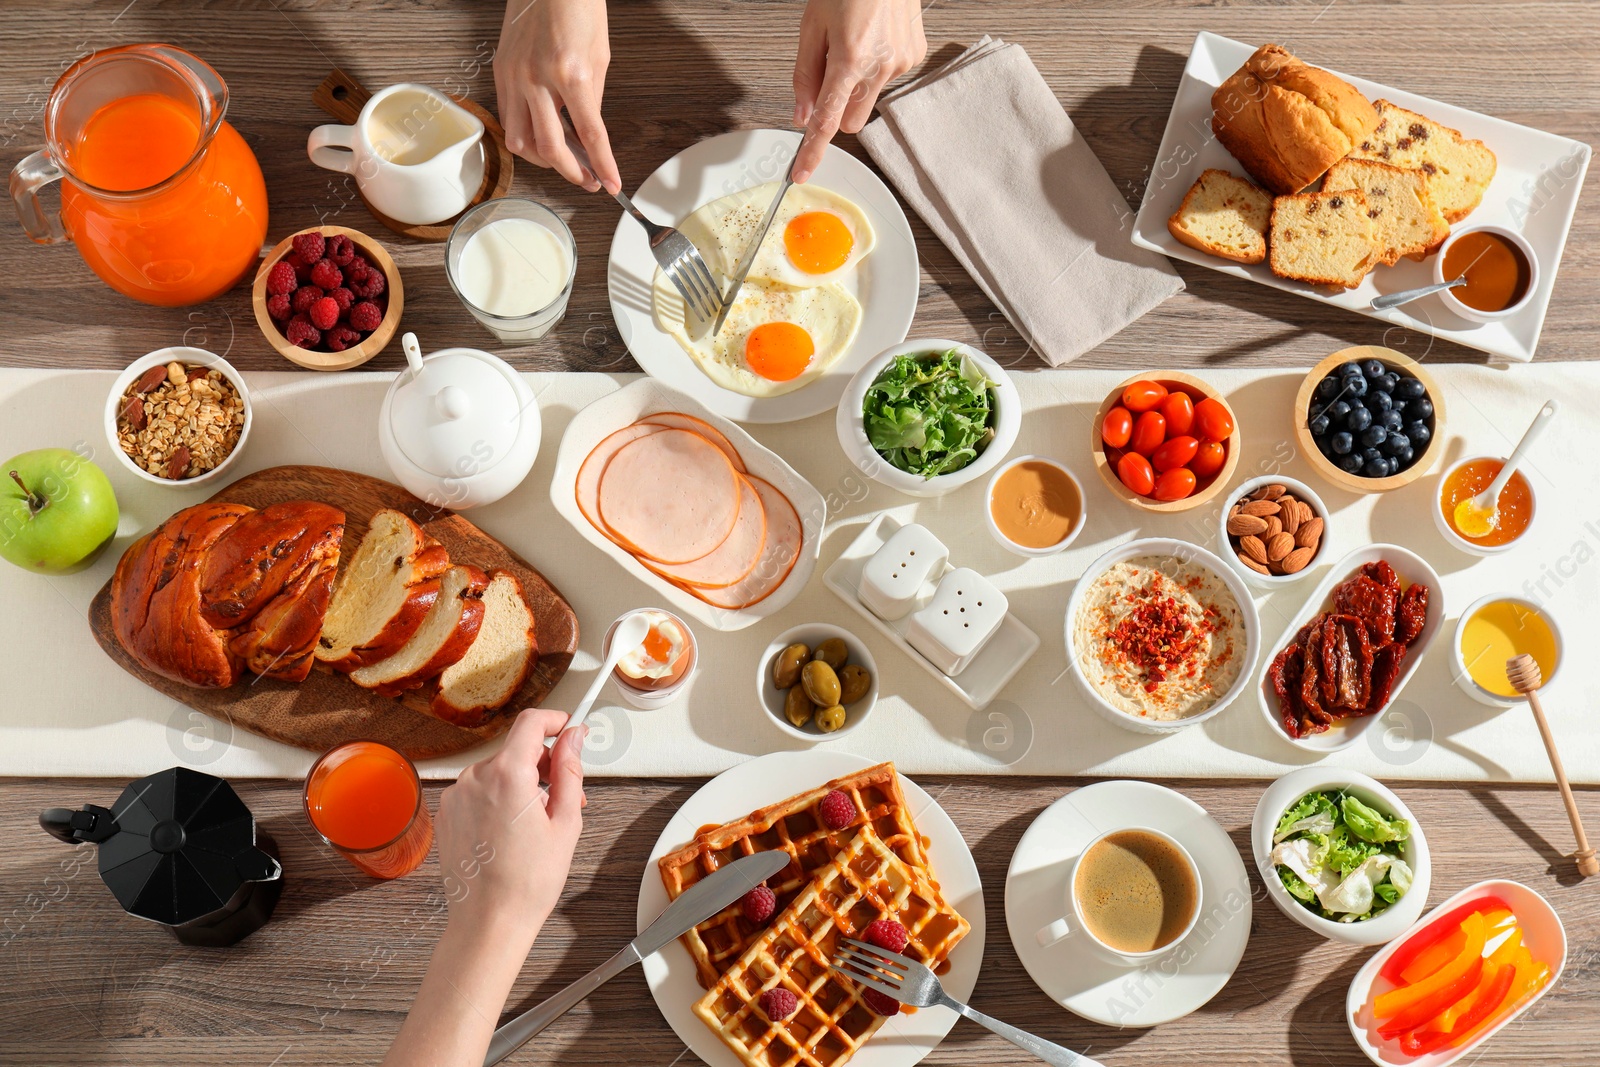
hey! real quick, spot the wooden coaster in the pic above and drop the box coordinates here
[311,69,516,242]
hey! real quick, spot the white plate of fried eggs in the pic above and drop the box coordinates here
[609,128,918,424]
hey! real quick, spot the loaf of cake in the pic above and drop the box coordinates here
[1168,169,1273,264]
[1211,44,1380,195]
[1269,190,1380,288]
[1323,158,1449,264]
[1348,100,1497,223]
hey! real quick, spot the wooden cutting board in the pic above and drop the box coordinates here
[88,466,578,760]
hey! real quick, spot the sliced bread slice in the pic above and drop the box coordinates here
[1323,158,1450,264]
[1348,100,1497,223]
[316,508,450,671]
[350,565,488,697]
[1167,169,1272,264]
[1269,190,1379,288]
[431,571,538,728]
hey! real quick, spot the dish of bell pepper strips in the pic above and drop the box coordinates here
[1366,895,1552,1057]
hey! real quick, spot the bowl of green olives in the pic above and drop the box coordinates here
[758,624,879,742]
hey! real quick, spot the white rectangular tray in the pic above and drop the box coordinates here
[1130,31,1591,363]
[548,378,825,631]
[823,513,1039,710]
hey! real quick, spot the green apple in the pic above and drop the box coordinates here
[0,449,120,575]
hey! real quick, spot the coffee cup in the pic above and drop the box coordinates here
[307,83,485,226]
[1035,826,1201,964]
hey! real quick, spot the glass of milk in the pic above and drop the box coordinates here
[446,198,577,343]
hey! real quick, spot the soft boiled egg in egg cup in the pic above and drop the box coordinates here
[651,181,877,399]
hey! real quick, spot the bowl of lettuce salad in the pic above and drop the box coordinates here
[837,340,1020,498]
[1252,768,1432,946]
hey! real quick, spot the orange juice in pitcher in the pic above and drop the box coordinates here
[10,44,268,306]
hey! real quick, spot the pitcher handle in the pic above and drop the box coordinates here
[307,124,357,174]
[10,149,68,245]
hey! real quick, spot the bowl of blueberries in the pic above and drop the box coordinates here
[1293,346,1445,493]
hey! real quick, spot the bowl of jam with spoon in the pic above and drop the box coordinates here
[1434,225,1538,323]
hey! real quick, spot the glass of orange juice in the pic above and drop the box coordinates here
[304,740,433,879]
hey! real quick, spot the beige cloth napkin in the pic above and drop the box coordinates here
[859,37,1183,366]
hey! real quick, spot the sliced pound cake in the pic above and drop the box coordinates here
[1269,190,1379,288]
[1324,158,1450,264]
[1168,169,1273,264]
[1348,100,1497,223]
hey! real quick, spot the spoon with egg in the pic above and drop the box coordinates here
[1453,400,1557,538]
[545,612,651,749]
[1506,653,1599,878]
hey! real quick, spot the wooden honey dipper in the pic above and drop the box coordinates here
[1506,653,1599,877]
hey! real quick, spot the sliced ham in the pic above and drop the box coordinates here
[681,476,801,609]
[575,423,666,530]
[597,428,741,565]
[643,473,767,589]
[637,413,747,473]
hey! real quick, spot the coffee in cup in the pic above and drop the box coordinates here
[1074,829,1198,954]
[1036,825,1201,962]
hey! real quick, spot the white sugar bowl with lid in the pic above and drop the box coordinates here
[379,331,540,509]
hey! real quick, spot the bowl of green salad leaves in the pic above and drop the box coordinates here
[837,340,1021,497]
[1252,767,1432,946]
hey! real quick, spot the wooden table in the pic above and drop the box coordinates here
[1,1,1595,1065]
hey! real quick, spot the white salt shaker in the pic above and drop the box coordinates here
[858,523,949,621]
[906,568,1008,677]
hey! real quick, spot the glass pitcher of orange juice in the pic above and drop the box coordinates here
[9,44,268,307]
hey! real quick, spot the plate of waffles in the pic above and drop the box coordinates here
[638,751,984,1067]
[1005,780,1252,1028]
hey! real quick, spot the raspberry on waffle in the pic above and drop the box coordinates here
[691,825,969,1067]
[658,762,928,990]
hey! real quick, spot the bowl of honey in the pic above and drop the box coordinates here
[1433,226,1538,323]
[1452,594,1562,707]
[1433,455,1537,555]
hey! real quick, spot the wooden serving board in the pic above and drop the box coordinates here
[88,466,578,760]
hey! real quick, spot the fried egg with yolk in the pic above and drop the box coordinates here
[651,271,861,398]
[679,181,876,288]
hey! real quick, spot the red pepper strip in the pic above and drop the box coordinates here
[1379,896,1509,985]
[1376,912,1488,1019]
[1377,956,1483,1038]
[1399,963,1515,1056]
[1447,956,1549,1049]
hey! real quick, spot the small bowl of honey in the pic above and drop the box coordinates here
[1433,455,1537,555]
[1452,594,1562,707]
[1433,225,1538,323]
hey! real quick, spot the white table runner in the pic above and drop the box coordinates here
[2,365,1594,783]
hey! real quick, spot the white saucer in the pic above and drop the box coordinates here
[637,750,985,1067]
[607,128,918,424]
[1005,780,1251,1028]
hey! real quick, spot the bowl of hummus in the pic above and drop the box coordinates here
[1066,538,1259,733]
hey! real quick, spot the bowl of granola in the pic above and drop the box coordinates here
[105,347,252,487]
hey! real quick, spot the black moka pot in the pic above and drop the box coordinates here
[40,766,284,947]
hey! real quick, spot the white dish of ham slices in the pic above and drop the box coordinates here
[551,379,825,631]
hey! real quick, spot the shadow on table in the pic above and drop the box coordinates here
[1475,786,1589,887]
[255,813,373,921]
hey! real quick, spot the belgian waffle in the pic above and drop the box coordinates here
[691,825,969,1067]
[658,762,928,989]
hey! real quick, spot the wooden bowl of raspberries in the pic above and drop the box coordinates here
[252,225,403,371]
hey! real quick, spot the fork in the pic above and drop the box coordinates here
[833,939,1102,1067]
[561,121,721,324]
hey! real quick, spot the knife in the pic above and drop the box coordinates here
[483,849,790,1065]
[711,141,803,336]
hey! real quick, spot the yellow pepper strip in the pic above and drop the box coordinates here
[1399,927,1467,985]
[1436,956,1507,1033]
[1447,948,1548,1049]
[1375,911,1488,1019]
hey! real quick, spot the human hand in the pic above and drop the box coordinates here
[434,709,587,950]
[791,0,927,182]
[494,0,621,192]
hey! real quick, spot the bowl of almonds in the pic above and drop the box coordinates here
[1217,475,1329,586]
[104,346,251,488]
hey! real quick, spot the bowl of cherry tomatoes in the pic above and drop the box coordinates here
[1091,372,1241,513]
